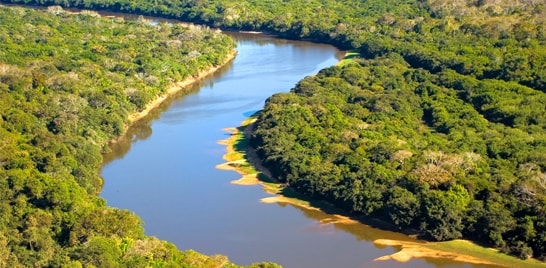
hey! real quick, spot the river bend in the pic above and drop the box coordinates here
[101,32,492,268]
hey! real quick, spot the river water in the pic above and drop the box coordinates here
[101,33,492,268]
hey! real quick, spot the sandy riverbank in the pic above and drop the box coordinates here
[127,50,237,125]
[106,50,236,146]
[373,239,498,265]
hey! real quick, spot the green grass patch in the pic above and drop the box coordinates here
[338,51,360,66]
[427,240,546,268]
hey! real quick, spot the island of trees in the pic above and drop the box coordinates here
[1,0,545,265]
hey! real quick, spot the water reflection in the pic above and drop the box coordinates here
[102,59,234,164]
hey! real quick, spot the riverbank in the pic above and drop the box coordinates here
[105,49,237,146]
[216,116,546,268]
[127,50,237,125]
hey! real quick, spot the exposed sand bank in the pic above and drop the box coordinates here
[373,239,498,265]
[238,31,263,34]
[216,121,277,189]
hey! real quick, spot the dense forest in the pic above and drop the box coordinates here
[240,0,545,262]
[2,0,545,91]
[0,5,281,267]
[1,0,545,265]
[252,59,546,260]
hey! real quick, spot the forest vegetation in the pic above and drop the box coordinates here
[1,0,545,264]
[0,5,282,267]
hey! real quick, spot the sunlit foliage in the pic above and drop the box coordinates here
[0,5,272,267]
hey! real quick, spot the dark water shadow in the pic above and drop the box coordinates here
[102,59,235,164]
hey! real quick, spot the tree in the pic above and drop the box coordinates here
[420,185,470,241]
[384,186,420,228]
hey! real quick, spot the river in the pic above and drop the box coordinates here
[101,32,494,268]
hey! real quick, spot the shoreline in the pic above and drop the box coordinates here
[109,50,237,144]
[216,117,544,268]
[127,50,237,125]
